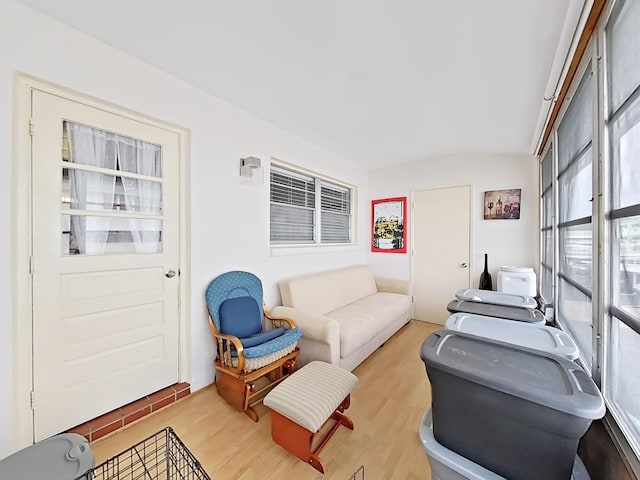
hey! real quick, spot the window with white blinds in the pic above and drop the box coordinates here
[270,164,353,245]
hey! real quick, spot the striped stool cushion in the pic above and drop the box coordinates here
[264,361,358,433]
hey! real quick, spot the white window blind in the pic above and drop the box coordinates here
[320,182,351,243]
[556,64,594,368]
[270,164,352,246]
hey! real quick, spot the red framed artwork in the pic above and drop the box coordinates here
[371,197,407,253]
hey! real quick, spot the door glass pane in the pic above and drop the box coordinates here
[605,317,640,457]
[558,148,592,223]
[611,98,640,209]
[64,121,162,177]
[558,279,593,369]
[62,215,162,255]
[559,224,593,290]
[614,217,640,317]
[62,169,162,214]
[61,121,164,255]
[606,0,640,114]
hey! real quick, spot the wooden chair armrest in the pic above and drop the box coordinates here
[208,312,246,371]
[213,331,245,372]
[264,304,297,329]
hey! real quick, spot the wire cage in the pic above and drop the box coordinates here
[348,465,365,480]
[79,427,210,480]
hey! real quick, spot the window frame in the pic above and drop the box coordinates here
[553,50,598,371]
[269,160,356,250]
[537,0,640,473]
[600,0,640,466]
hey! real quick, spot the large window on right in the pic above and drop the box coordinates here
[540,0,640,464]
[603,0,640,458]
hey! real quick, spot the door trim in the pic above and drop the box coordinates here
[12,73,191,451]
[410,184,474,321]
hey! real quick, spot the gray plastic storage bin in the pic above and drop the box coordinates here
[446,299,545,324]
[419,408,591,480]
[454,289,537,309]
[0,433,94,480]
[445,313,579,360]
[420,330,605,480]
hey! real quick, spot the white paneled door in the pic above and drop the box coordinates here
[413,186,471,325]
[30,90,181,440]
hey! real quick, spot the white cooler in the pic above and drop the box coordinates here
[445,313,579,360]
[497,266,537,297]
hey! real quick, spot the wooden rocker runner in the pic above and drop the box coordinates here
[263,361,358,474]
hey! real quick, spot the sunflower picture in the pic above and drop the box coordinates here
[372,197,407,253]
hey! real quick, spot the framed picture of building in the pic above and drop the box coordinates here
[484,189,521,220]
[372,197,407,253]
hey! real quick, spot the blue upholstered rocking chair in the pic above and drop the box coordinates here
[205,271,302,421]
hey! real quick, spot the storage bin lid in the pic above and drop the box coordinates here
[0,433,94,479]
[420,330,605,419]
[446,299,545,324]
[455,289,537,309]
[445,313,579,360]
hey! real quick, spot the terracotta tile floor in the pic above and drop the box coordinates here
[66,382,190,442]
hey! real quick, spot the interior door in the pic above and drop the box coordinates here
[413,185,471,325]
[31,90,181,440]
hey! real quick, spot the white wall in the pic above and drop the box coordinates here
[367,154,539,286]
[0,0,369,457]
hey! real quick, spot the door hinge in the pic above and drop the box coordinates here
[29,256,34,274]
[29,118,34,137]
[30,391,35,410]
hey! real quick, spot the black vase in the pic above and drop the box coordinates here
[479,253,493,290]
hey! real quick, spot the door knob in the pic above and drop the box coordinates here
[165,269,177,278]
[460,263,468,268]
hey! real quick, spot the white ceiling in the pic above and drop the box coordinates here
[17,0,575,168]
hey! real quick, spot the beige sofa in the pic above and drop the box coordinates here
[271,265,412,371]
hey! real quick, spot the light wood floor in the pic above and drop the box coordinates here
[91,320,441,480]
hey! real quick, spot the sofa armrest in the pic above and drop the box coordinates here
[375,277,412,296]
[271,305,341,367]
[271,306,340,345]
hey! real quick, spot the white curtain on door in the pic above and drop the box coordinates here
[116,135,162,253]
[66,122,117,254]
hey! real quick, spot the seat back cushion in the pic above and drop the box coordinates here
[279,265,378,315]
[219,296,263,338]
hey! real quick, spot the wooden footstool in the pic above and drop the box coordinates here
[263,361,358,473]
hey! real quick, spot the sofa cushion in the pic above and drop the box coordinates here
[280,265,378,315]
[325,292,412,358]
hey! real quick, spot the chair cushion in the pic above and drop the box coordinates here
[243,328,303,359]
[219,296,263,338]
[240,328,285,349]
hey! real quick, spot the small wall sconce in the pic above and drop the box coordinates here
[239,156,263,185]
